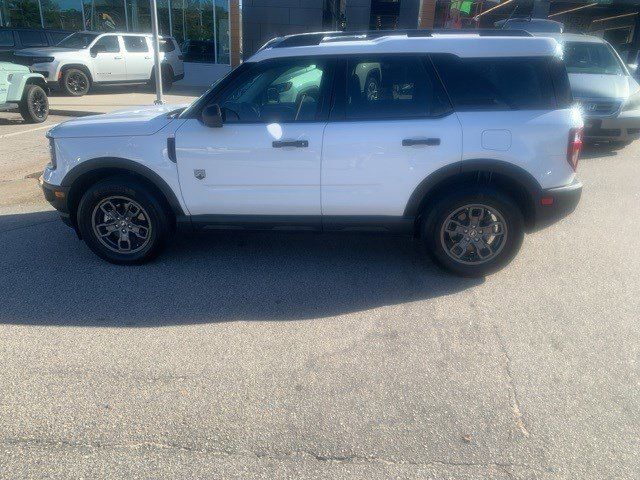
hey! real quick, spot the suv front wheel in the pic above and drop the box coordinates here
[19,84,49,123]
[62,68,90,96]
[422,187,524,277]
[77,178,170,264]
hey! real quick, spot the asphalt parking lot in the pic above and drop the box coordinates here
[0,106,638,479]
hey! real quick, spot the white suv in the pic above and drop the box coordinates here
[13,31,184,96]
[40,30,583,277]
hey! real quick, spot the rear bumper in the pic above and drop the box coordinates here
[532,179,582,230]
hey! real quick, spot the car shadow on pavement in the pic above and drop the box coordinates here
[581,142,620,159]
[0,210,482,327]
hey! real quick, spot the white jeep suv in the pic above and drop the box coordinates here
[41,30,583,277]
[13,31,184,96]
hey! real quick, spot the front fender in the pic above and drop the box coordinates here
[6,73,47,102]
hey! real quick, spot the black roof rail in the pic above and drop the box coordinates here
[261,28,532,50]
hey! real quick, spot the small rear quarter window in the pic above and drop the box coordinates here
[159,38,176,53]
[431,54,558,111]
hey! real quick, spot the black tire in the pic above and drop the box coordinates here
[61,68,90,96]
[421,186,524,277]
[19,84,49,123]
[148,66,174,92]
[76,178,170,265]
[611,140,633,148]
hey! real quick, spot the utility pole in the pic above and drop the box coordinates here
[150,0,164,105]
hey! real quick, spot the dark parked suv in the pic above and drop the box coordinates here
[0,28,73,62]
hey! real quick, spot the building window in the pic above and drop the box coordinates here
[0,0,231,65]
[0,0,42,28]
[82,0,126,30]
[41,0,84,31]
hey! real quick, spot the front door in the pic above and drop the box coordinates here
[321,55,463,218]
[175,57,334,219]
[91,35,126,82]
[122,35,153,81]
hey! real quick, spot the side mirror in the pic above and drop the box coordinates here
[628,63,638,74]
[202,104,223,128]
[90,44,106,57]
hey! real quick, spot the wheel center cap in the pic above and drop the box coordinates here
[470,230,476,237]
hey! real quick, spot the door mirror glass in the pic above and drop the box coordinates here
[90,44,107,57]
[202,104,223,128]
[628,63,638,73]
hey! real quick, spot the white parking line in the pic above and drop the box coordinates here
[0,124,57,139]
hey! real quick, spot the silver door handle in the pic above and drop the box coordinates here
[145,56,151,59]
[114,56,123,60]
[272,140,308,148]
[402,138,440,147]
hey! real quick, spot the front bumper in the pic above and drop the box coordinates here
[584,110,640,142]
[532,179,582,230]
[40,176,74,229]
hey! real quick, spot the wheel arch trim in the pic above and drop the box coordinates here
[403,159,542,218]
[60,157,185,217]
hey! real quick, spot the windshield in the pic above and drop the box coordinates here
[563,42,625,75]
[56,33,99,49]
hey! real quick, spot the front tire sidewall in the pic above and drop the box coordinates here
[77,180,168,265]
[423,188,524,277]
[62,68,90,96]
[19,84,49,123]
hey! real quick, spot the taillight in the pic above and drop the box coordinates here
[567,127,583,172]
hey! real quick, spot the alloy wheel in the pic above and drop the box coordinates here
[440,204,508,265]
[92,196,152,254]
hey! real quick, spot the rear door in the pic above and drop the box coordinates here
[321,55,463,219]
[122,35,153,81]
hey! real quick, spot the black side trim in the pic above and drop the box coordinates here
[323,216,413,234]
[189,215,322,232]
[183,215,414,234]
[403,159,542,217]
[60,157,185,216]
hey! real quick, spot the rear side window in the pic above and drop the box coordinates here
[18,30,47,47]
[345,55,452,120]
[124,36,148,52]
[431,55,557,111]
[548,56,573,108]
[0,31,14,47]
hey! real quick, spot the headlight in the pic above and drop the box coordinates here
[623,90,640,111]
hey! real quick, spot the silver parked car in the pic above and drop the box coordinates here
[536,33,640,145]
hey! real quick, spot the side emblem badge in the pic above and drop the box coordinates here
[194,169,206,180]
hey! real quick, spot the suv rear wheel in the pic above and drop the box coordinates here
[77,178,170,264]
[422,187,524,277]
[19,84,49,123]
[62,68,90,96]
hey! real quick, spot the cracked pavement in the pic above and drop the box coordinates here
[0,115,638,479]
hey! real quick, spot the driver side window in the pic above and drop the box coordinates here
[218,60,328,124]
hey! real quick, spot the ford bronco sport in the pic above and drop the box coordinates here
[41,30,583,277]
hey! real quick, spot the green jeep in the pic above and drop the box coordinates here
[0,62,49,123]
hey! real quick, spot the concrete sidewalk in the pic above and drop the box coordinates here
[48,84,207,116]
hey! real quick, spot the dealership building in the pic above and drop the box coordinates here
[2,0,640,83]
